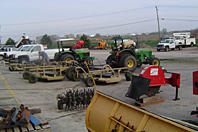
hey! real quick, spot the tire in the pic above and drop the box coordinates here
[165,47,169,52]
[106,55,113,65]
[119,54,129,67]
[178,46,182,50]
[65,67,76,80]
[19,58,28,63]
[157,49,160,52]
[86,58,93,66]
[137,62,142,67]
[125,72,132,81]
[9,66,14,71]
[149,57,160,66]
[61,54,74,62]
[72,73,80,81]
[85,77,94,87]
[191,43,194,47]
[123,55,137,72]
[57,100,63,110]
[28,74,38,83]
[129,45,135,50]
[23,71,30,79]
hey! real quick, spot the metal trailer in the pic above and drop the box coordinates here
[66,64,132,87]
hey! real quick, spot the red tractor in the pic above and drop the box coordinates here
[72,41,84,49]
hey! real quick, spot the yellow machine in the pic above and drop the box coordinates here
[94,39,111,50]
[84,62,198,132]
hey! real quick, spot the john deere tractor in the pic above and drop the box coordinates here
[106,39,160,71]
[54,41,94,65]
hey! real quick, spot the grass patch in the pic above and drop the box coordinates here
[138,40,159,48]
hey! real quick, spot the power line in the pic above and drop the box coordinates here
[1,6,153,26]
[160,18,198,22]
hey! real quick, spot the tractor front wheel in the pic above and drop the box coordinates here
[123,55,137,72]
[149,57,160,66]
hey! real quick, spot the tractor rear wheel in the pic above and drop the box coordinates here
[149,57,160,66]
[28,74,38,83]
[85,77,94,87]
[123,55,137,72]
[119,54,129,67]
[23,71,30,79]
[61,54,74,63]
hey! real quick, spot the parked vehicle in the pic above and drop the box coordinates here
[0,45,15,60]
[156,39,183,52]
[7,44,61,63]
[173,32,196,47]
[106,39,160,71]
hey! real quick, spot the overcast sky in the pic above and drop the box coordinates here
[0,0,198,43]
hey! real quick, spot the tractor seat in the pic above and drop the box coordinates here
[95,73,113,78]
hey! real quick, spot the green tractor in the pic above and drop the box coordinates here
[54,41,95,65]
[106,39,160,71]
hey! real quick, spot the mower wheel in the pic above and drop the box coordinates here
[28,74,38,83]
[23,71,30,79]
[119,54,129,67]
[85,77,94,87]
[125,72,132,81]
[72,73,80,81]
[65,66,76,80]
[123,55,137,72]
[61,54,74,63]
[9,66,14,71]
[57,100,63,110]
[137,62,142,67]
[149,57,160,66]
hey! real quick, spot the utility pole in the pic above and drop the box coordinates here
[155,6,161,41]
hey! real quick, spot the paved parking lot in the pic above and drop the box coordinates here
[1,47,198,131]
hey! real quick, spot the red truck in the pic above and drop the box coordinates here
[72,41,84,49]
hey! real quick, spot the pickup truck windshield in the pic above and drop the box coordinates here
[25,46,33,51]
[161,40,170,43]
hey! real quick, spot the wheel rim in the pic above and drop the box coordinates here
[87,59,93,65]
[128,60,134,68]
[153,60,159,66]
[66,58,72,63]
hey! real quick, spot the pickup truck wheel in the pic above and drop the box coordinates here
[149,57,160,66]
[191,43,194,47]
[165,47,169,52]
[65,66,76,80]
[28,74,38,83]
[19,58,28,63]
[123,55,137,72]
[23,71,30,79]
[178,46,182,50]
[85,77,94,87]
[61,54,74,63]
[157,49,160,52]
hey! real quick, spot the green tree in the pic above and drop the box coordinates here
[5,38,15,45]
[111,35,122,40]
[80,34,91,48]
[163,28,167,35]
[40,34,52,48]
[95,33,101,37]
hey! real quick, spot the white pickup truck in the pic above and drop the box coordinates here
[7,44,65,63]
[156,39,183,52]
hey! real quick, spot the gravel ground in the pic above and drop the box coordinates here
[0,46,198,131]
